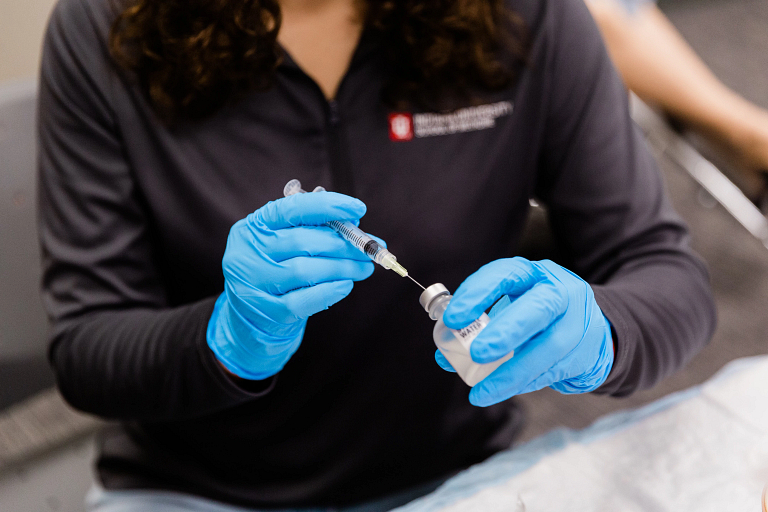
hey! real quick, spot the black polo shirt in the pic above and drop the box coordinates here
[38,0,715,506]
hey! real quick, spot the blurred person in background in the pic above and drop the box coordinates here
[587,0,768,200]
[38,0,716,510]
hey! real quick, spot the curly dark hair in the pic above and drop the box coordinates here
[109,0,527,123]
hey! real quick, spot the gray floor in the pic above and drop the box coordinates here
[0,437,95,512]
[0,389,102,512]
[1,0,767,510]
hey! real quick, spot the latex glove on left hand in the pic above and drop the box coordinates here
[437,257,614,407]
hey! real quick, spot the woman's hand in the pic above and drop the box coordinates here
[207,192,375,380]
[438,257,614,406]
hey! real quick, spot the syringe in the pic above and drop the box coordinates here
[283,179,418,284]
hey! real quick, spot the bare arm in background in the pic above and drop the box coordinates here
[586,0,768,198]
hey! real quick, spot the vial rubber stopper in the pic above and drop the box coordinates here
[419,283,450,313]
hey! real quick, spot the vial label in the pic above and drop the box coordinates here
[451,314,490,350]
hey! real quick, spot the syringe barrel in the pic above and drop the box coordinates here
[327,220,376,256]
[327,221,404,274]
[285,183,378,258]
[282,179,407,276]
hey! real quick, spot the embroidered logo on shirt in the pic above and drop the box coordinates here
[388,113,414,141]
[389,101,513,141]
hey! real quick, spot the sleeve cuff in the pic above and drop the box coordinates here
[196,297,278,400]
[590,285,634,396]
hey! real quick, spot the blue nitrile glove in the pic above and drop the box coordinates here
[207,192,375,380]
[436,257,614,407]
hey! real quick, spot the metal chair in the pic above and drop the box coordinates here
[0,79,55,410]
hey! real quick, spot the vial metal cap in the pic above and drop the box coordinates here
[419,283,450,312]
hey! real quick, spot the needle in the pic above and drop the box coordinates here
[408,275,425,290]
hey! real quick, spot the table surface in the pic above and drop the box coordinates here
[395,356,768,512]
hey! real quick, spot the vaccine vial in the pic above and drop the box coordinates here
[420,283,514,387]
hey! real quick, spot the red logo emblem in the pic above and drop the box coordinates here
[388,113,413,141]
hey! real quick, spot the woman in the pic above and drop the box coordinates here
[38,0,715,510]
